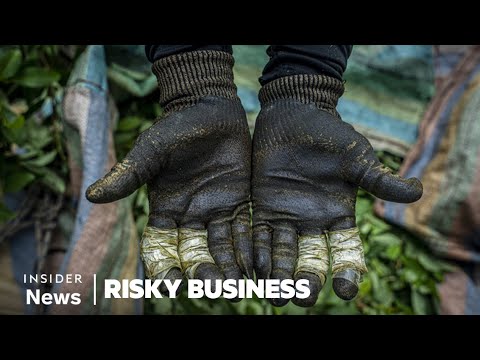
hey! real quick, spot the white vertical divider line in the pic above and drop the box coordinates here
[93,274,97,306]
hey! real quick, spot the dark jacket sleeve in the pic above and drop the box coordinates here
[259,45,353,85]
[145,45,233,63]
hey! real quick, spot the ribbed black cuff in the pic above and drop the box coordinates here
[259,74,344,116]
[152,50,238,115]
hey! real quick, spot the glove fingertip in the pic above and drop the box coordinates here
[333,269,359,301]
[387,176,423,203]
[85,182,106,203]
[85,160,143,204]
[368,171,424,204]
[292,271,322,307]
[405,177,423,202]
[85,178,122,204]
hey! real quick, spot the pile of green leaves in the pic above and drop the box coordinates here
[0,45,454,315]
[0,46,79,223]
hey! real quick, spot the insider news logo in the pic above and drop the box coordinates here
[24,274,311,305]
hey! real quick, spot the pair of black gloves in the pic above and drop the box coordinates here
[86,51,422,307]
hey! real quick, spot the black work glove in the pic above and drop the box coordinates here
[252,75,423,307]
[86,51,252,295]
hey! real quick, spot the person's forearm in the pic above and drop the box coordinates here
[259,45,353,85]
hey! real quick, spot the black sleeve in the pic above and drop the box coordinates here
[259,45,353,85]
[145,45,233,63]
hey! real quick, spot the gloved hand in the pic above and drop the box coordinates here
[86,51,252,296]
[252,74,423,307]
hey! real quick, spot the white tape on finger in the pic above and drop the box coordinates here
[329,227,367,274]
[140,227,181,280]
[178,228,216,279]
[295,234,329,285]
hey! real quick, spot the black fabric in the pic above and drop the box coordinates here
[258,73,344,116]
[145,45,233,62]
[145,45,352,84]
[260,45,352,84]
[151,50,238,115]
